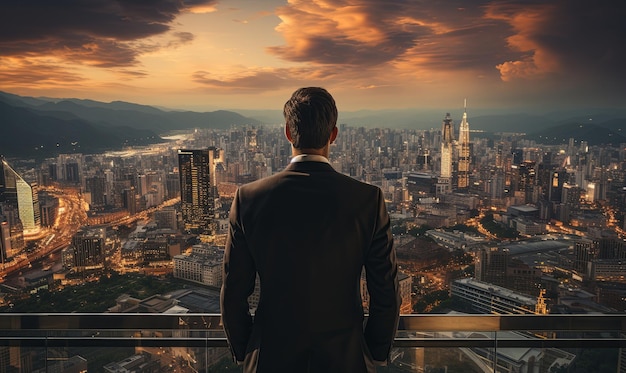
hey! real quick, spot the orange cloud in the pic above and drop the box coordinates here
[268,0,426,65]
[0,57,85,88]
[485,2,562,81]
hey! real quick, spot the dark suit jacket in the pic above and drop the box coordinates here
[221,161,400,373]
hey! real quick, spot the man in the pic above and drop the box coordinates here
[221,87,400,373]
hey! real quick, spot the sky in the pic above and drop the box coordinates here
[0,0,625,112]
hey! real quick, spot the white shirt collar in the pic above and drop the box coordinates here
[290,154,330,164]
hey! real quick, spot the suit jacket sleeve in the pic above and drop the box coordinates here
[363,188,400,362]
[220,188,256,362]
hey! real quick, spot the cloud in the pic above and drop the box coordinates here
[192,68,309,92]
[268,0,428,66]
[268,0,626,91]
[485,0,626,84]
[191,64,387,93]
[0,0,217,67]
[266,0,523,81]
[116,69,150,79]
[0,58,85,87]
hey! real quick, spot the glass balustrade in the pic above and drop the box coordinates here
[0,314,624,372]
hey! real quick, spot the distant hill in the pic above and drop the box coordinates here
[0,91,262,159]
[525,120,626,146]
[0,101,161,159]
[2,90,625,159]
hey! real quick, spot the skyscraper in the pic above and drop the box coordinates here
[0,157,40,232]
[457,100,470,190]
[517,161,537,204]
[437,113,454,195]
[0,221,10,263]
[71,226,106,272]
[178,148,221,235]
[440,113,454,179]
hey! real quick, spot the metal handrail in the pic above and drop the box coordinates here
[0,314,624,348]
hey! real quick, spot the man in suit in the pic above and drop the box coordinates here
[221,87,400,373]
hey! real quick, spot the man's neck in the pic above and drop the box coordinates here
[292,146,329,158]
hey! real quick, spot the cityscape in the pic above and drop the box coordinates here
[1,96,625,371]
[0,0,624,371]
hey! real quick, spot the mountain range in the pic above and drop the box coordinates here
[1,90,625,159]
[0,91,261,159]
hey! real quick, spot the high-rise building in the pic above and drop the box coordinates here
[38,191,58,227]
[457,100,470,190]
[0,157,40,232]
[122,187,137,215]
[85,175,107,210]
[548,169,567,203]
[0,221,10,263]
[178,148,221,235]
[71,226,106,272]
[165,172,181,200]
[437,113,454,195]
[511,161,537,204]
[440,113,454,179]
[55,154,82,183]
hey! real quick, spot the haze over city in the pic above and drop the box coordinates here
[1,0,625,113]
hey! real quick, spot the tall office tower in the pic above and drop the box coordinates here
[511,161,537,204]
[562,184,581,209]
[38,192,58,227]
[0,204,24,252]
[437,113,454,195]
[178,148,220,235]
[457,100,470,190]
[0,221,10,263]
[548,169,567,202]
[0,157,40,232]
[122,187,137,215]
[440,113,454,179]
[85,175,107,210]
[574,239,594,274]
[511,148,523,166]
[71,226,106,272]
[56,154,82,183]
[495,143,504,168]
[165,172,181,199]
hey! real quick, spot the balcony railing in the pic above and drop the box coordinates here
[0,314,624,371]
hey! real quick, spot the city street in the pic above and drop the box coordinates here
[1,187,87,280]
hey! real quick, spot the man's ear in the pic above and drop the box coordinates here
[330,126,338,144]
[285,124,294,143]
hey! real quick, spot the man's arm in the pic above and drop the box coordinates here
[363,188,400,363]
[220,189,256,362]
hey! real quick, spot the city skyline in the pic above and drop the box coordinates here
[1,0,624,112]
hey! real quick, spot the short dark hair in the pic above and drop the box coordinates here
[283,87,338,149]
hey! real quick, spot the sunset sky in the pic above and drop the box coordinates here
[1,0,624,112]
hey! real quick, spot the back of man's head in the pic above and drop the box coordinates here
[284,87,338,149]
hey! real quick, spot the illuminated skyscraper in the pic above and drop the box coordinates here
[437,113,454,195]
[440,113,454,178]
[178,148,221,235]
[457,100,470,190]
[0,157,40,232]
[516,161,537,204]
